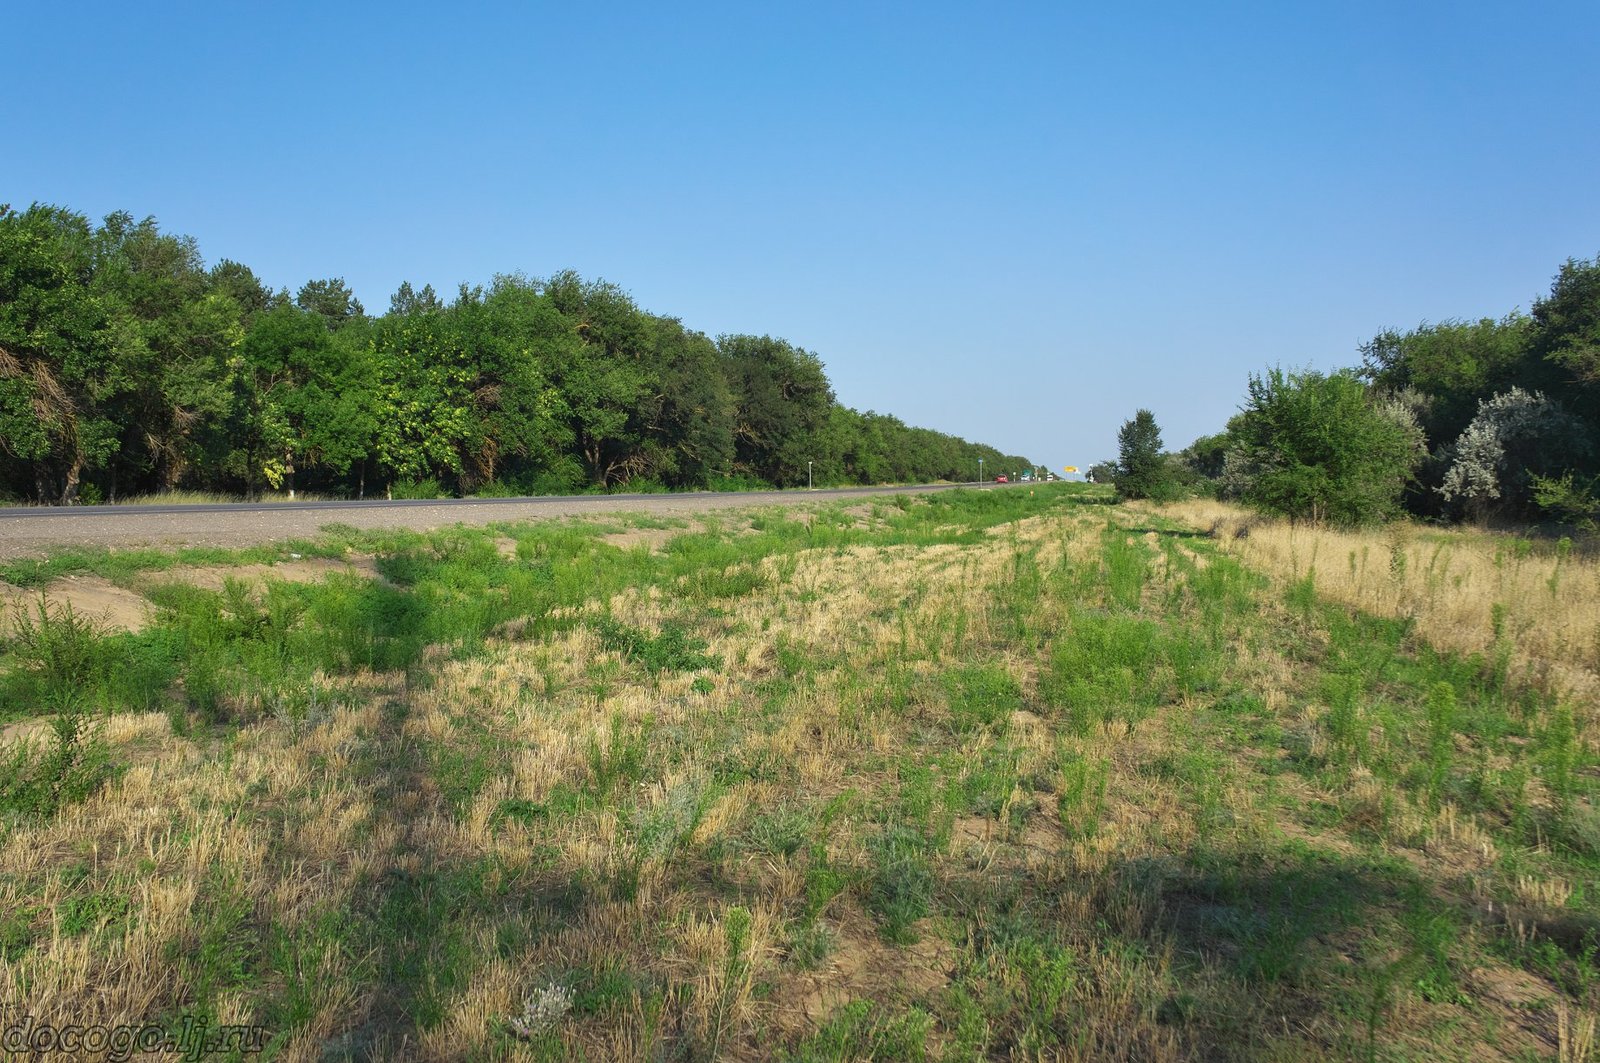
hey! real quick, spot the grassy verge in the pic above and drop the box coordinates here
[1,483,1596,1060]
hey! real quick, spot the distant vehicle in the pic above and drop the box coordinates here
[994,474,1008,483]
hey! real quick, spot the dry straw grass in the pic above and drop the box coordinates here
[1163,498,1600,702]
[3,490,1596,1059]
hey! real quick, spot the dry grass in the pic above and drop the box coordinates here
[1164,498,1600,701]
[1,487,1595,1060]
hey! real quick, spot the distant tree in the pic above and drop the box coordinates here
[1114,409,1170,500]
[1179,432,1230,482]
[388,281,442,317]
[0,201,1035,501]
[1358,314,1538,449]
[295,278,364,330]
[1229,367,1423,526]
[209,259,274,322]
[0,205,130,503]
[541,271,655,485]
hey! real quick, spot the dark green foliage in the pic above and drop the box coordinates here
[0,709,116,817]
[1229,367,1422,526]
[1360,314,1538,464]
[1534,256,1600,426]
[0,204,1033,501]
[592,617,714,673]
[1114,409,1172,501]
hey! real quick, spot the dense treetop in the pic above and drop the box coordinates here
[0,205,1032,503]
[1122,254,1600,529]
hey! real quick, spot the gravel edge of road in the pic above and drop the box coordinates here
[0,482,1002,559]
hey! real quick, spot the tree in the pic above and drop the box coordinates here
[0,205,131,503]
[540,272,655,486]
[295,278,364,331]
[0,203,1036,500]
[1114,409,1170,500]
[209,260,273,322]
[1438,387,1592,522]
[388,281,442,317]
[1533,255,1600,425]
[1358,314,1538,449]
[1229,367,1423,526]
[719,334,834,485]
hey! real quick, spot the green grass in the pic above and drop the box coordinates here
[5,482,1598,1059]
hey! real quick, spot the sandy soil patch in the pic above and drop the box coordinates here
[1,576,154,634]
[769,903,956,1031]
[0,558,385,637]
[141,556,383,593]
[601,527,683,553]
[1,718,50,743]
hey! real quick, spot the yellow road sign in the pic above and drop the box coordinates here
[1064,466,1078,473]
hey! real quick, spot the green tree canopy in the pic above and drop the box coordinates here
[0,203,1034,502]
[1229,367,1423,526]
[1114,409,1170,501]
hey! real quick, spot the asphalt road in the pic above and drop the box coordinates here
[0,482,1000,558]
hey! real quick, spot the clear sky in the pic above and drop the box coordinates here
[6,1,1598,473]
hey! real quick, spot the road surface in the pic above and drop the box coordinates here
[0,482,1000,558]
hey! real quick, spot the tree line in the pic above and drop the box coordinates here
[0,204,1032,504]
[1106,254,1600,529]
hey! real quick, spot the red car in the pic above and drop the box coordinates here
[994,474,1008,483]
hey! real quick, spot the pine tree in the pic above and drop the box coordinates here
[1115,409,1169,501]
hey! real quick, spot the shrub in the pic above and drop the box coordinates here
[387,478,447,500]
[1229,367,1424,526]
[592,617,714,673]
[1438,387,1592,522]
[0,708,116,818]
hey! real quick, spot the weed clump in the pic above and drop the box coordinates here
[941,664,1020,734]
[593,617,714,673]
[0,707,116,818]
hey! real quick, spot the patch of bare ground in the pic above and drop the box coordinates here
[1,558,386,636]
[1465,964,1567,1058]
[1,575,153,633]
[141,555,384,593]
[600,527,682,553]
[767,901,957,1031]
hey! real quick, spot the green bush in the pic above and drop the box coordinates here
[5,598,104,703]
[1228,367,1423,526]
[0,709,116,818]
[593,618,714,674]
[387,478,447,500]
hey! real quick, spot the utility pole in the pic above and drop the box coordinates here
[808,461,813,490]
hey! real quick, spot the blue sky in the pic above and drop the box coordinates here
[6,1,1598,472]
